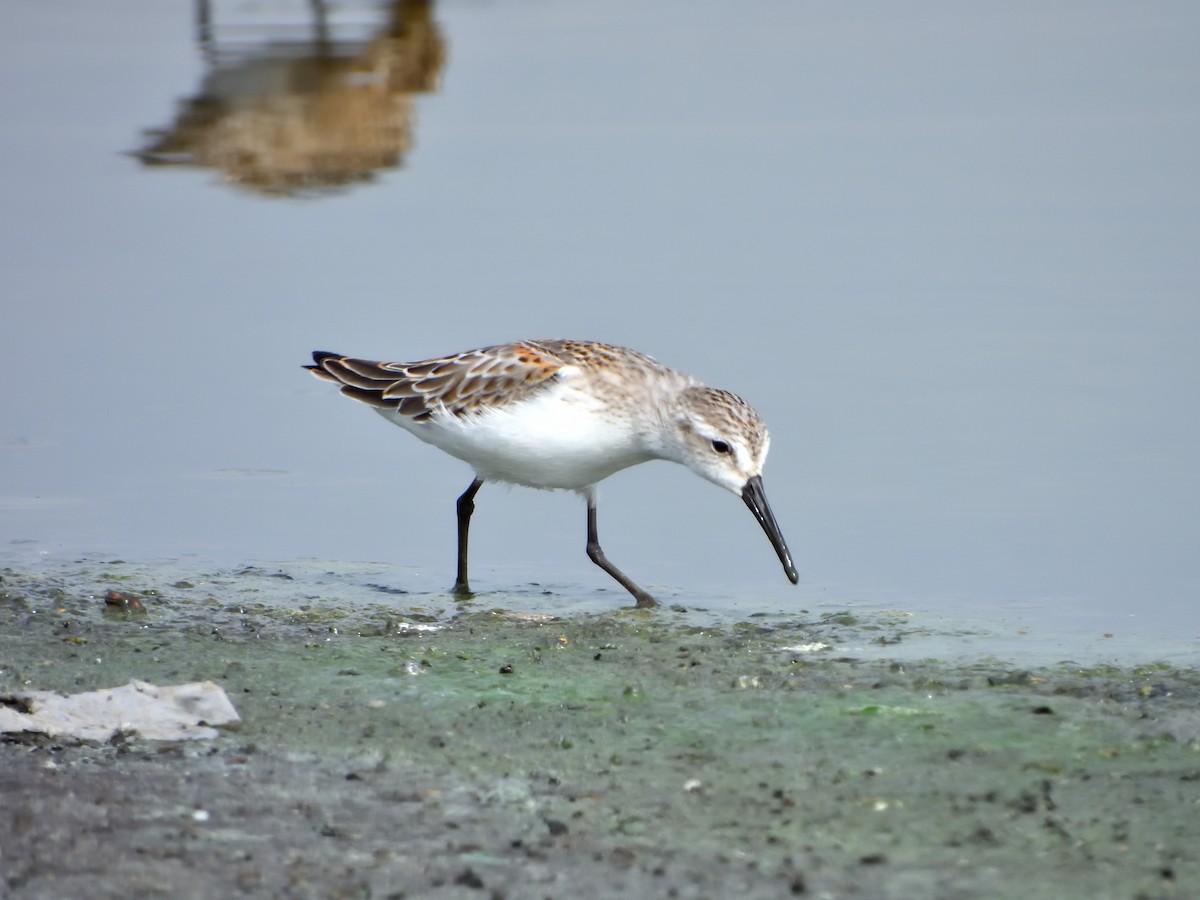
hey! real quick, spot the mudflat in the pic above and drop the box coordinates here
[2,561,1196,899]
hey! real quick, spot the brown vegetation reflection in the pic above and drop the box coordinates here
[135,0,445,197]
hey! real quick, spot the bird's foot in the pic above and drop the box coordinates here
[633,591,658,609]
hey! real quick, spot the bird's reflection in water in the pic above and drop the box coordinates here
[135,0,445,197]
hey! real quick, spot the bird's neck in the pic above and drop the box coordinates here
[639,378,701,464]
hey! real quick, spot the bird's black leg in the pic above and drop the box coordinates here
[454,478,484,596]
[585,493,657,608]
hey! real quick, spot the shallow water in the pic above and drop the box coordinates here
[2,1,1199,653]
[4,548,1195,668]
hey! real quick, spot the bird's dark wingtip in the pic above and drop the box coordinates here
[305,351,344,382]
[305,351,343,373]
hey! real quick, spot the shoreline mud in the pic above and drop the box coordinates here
[2,560,1196,898]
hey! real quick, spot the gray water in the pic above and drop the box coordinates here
[2,1,1198,655]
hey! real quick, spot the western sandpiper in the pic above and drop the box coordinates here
[305,339,797,607]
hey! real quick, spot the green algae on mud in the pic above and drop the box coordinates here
[1,560,1198,899]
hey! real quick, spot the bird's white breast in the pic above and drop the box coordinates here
[376,379,655,490]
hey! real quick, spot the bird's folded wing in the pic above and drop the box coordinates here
[306,342,567,421]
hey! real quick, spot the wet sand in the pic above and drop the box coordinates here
[2,560,1197,899]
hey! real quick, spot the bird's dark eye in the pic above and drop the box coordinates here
[711,440,731,455]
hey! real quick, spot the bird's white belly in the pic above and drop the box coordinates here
[376,388,653,490]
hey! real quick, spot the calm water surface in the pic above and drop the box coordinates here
[2,1,1198,652]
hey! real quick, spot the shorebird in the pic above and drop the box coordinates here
[305,339,797,607]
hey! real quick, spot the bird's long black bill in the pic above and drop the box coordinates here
[741,475,799,584]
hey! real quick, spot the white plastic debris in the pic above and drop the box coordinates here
[782,642,831,654]
[0,679,241,742]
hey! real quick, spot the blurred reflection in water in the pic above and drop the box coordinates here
[134,0,445,196]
